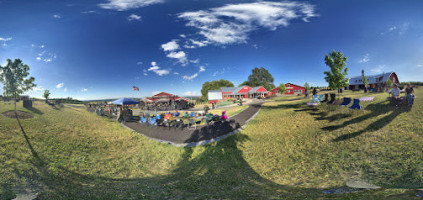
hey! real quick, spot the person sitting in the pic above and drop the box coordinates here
[183,112,189,118]
[405,83,415,107]
[221,111,228,121]
[391,84,401,107]
[174,110,180,117]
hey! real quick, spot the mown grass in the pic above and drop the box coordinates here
[0,88,422,199]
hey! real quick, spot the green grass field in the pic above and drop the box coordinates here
[0,88,422,199]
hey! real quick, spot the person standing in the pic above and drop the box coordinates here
[391,84,401,107]
[405,83,415,107]
[312,88,317,96]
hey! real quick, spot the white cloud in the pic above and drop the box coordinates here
[371,65,386,73]
[32,86,45,91]
[98,0,164,11]
[82,10,97,14]
[137,61,143,65]
[381,23,410,35]
[81,88,88,92]
[183,73,198,80]
[127,14,142,21]
[161,40,179,51]
[178,1,317,46]
[190,59,200,64]
[359,53,370,63]
[213,71,218,76]
[199,66,205,72]
[53,14,61,19]
[166,51,188,65]
[36,48,56,63]
[184,91,198,96]
[56,83,64,88]
[174,72,179,75]
[147,61,170,76]
[0,37,12,47]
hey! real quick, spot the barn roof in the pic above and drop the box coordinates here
[349,72,395,85]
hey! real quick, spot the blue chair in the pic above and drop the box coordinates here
[340,97,352,106]
[311,95,320,103]
[349,99,362,110]
[318,95,324,101]
[174,112,180,117]
[156,114,161,120]
[140,117,147,124]
[148,118,157,126]
[190,112,196,118]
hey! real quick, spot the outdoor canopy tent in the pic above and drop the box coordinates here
[111,98,140,105]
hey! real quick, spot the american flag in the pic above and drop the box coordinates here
[132,86,139,91]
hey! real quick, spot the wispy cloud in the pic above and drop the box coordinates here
[35,45,56,63]
[381,23,410,35]
[0,37,12,47]
[174,72,179,75]
[148,61,170,76]
[81,88,88,92]
[371,65,387,73]
[98,0,164,11]
[199,66,205,72]
[53,14,61,19]
[177,1,317,47]
[137,61,143,65]
[127,14,142,21]
[359,53,370,63]
[64,88,68,92]
[56,83,64,88]
[183,73,198,80]
[82,10,97,14]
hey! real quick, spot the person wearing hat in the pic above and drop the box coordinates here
[391,83,401,107]
[405,83,415,107]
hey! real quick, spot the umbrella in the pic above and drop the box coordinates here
[111,98,140,105]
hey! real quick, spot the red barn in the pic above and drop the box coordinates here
[208,85,269,103]
[271,83,305,95]
[146,92,188,103]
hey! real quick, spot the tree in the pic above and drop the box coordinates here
[201,79,234,102]
[361,70,369,92]
[278,83,286,95]
[304,82,310,91]
[43,90,50,100]
[0,59,36,112]
[239,67,275,91]
[323,50,349,98]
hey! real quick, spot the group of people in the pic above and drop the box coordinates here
[390,83,415,107]
[86,103,134,122]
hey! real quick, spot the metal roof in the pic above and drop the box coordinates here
[349,72,394,85]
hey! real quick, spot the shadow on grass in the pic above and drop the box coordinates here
[7,114,338,199]
[24,107,43,115]
[320,102,410,142]
[8,102,419,198]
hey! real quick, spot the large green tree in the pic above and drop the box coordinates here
[0,59,36,112]
[201,79,234,101]
[323,50,349,98]
[43,90,50,100]
[239,67,275,91]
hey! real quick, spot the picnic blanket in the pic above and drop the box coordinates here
[358,97,374,102]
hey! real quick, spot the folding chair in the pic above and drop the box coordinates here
[349,99,362,110]
[188,118,197,129]
[339,97,352,106]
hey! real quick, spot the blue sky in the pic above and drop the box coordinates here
[0,0,422,100]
